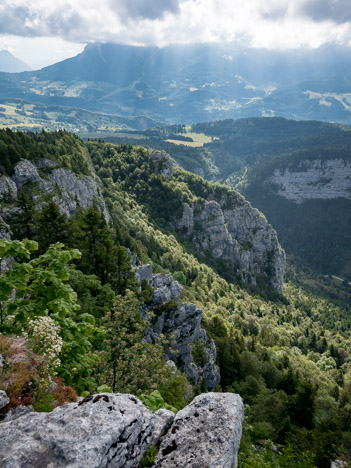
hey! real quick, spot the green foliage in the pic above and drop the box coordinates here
[0,128,91,176]
[1,132,351,463]
[191,340,208,367]
[138,446,159,468]
[96,385,113,393]
[98,290,171,395]
[36,200,72,253]
[71,206,136,293]
[0,240,99,393]
[139,390,176,413]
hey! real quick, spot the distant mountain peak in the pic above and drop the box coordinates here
[0,50,32,73]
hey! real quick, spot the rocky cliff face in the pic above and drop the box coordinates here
[266,158,351,204]
[0,159,109,222]
[0,391,244,468]
[150,150,174,179]
[175,192,285,295]
[135,264,221,391]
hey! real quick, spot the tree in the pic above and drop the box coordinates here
[0,239,100,393]
[37,201,72,253]
[99,290,170,395]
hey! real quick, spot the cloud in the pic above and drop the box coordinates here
[298,0,351,24]
[110,0,181,20]
[1,0,351,53]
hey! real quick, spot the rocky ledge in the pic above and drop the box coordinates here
[0,392,244,468]
[175,192,285,294]
[0,159,109,222]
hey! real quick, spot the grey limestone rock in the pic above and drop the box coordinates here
[0,353,4,369]
[138,269,220,390]
[144,291,220,390]
[3,405,34,423]
[0,391,9,410]
[13,160,41,187]
[134,263,153,285]
[267,158,351,204]
[175,192,285,295]
[49,168,110,221]
[0,176,17,199]
[0,392,245,468]
[35,158,59,169]
[0,215,11,240]
[10,160,110,223]
[151,274,183,305]
[153,392,244,468]
[0,393,168,468]
[151,150,174,179]
[151,408,175,446]
[330,461,349,468]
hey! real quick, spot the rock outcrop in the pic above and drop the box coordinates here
[175,191,285,294]
[266,159,351,204]
[135,264,220,391]
[154,392,244,468]
[151,150,174,179]
[0,391,9,411]
[0,393,167,468]
[0,392,244,468]
[6,159,109,222]
[0,176,17,199]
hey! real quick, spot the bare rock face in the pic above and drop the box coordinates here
[154,392,244,468]
[0,390,9,410]
[49,168,110,221]
[13,160,41,187]
[3,405,33,423]
[151,408,175,446]
[134,263,153,284]
[9,160,109,222]
[175,192,285,295]
[139,269,220,391]
[150,273,183,306]
[151,151,174,179]
[266,159,351,204]
[0,393,172,468]
[0,176,17,199]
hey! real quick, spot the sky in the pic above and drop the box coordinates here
[1,0,351,69]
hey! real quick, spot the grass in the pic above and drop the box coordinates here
[165,132,215,148]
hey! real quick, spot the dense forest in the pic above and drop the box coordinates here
[98,117,351,289]
[0,129,350,467]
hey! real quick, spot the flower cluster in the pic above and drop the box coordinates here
[24,316,63,376]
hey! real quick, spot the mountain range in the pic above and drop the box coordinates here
[2,42,351,127]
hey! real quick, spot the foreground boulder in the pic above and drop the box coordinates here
[154,392,244,468]
[0,393,171,468]
[0,392,244,468]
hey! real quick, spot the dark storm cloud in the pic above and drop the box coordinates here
[299,0,351,24]
[110,0,180,20]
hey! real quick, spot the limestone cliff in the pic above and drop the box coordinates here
[265,158,351,204]
[175,192,285,295]
[1,159,109,222]
[135,264,221,391]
